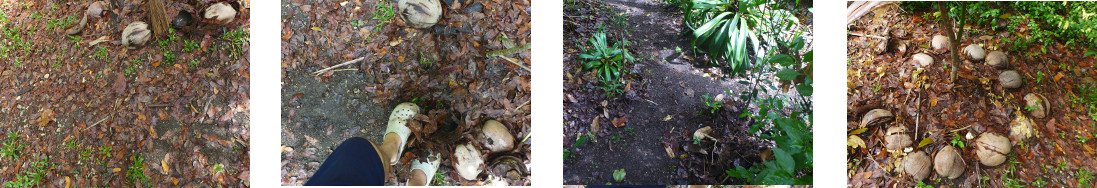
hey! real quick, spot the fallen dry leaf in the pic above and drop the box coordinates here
[612,117,628,127]
[848,135,866,149]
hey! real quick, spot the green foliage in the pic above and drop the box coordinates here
[182,39,199,52]
[98,146,112,158]
[94,46,108,61]
[612,169,626,182]
[127,154,150,186]
[701,93,723,114]
[950,132,966,148]
[565,131,594,161]
[578,31,634,97]
[1080,168,1095,188]
[221,27,249,57]
[1036,71,1045,84]
[370,1,396,40]
[431,169,447,186]
[3,157,52,188]
[915,181,934,188]
[1,132,25,159]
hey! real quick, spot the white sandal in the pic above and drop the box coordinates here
[409,152,442,185]
[384,102,420,164]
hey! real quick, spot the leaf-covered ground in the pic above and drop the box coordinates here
[847,3,1097,187]
[562,0,811,185]
[279,0,531,186]
[0,0,251,187]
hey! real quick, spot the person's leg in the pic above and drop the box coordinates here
[304,137,387,186]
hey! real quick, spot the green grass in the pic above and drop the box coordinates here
[126,154,150,186]
[94,46,108,61]
[1080,168,1095,188]
[3,156,53,188]
[98,145,112,158]
[370,1,396,38]
[182,39,199,52]
[221,26,248,57]
[431,169,447,186]
[1,131,25,159]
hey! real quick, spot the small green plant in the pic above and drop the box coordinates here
[1079,168,1094,188]
[611,134,621,143]
[612,169,626,182]
[702,93,722,114]
[564,131,593,160]
[3,157,52,187]
[98,145,112,158]
[126,154,150,186]
[431,169,447,186]
[370,1,396,39]
[94,46,108,61]
[950,132,966,148]
[1037,71,1045,84]
[182,39,199,52]
[578,31,634,97]
[1,132,25,159]
[221,27,248,57]
[915,181,934,188]
[64,138,78,150]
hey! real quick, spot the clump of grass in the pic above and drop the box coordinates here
[126,154,150,186]
[1,131,25,159]
[2,157,53,187]
[221,26,248,57]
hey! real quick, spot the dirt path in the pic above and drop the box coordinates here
[563,0,764,184]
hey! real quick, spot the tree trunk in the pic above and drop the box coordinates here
[149,0,169,37]
[937,2,962,82]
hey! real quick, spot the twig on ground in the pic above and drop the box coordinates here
[312,57,365,76]
[89,117,109,128]
[515,100,530,111]
[849,33,888,40]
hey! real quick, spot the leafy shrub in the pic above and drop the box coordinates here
[578,31,634,97]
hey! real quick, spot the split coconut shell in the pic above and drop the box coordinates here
[975,132,1011,166]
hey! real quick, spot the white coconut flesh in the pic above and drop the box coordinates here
[205,2,237,25]
[454,144,484,180]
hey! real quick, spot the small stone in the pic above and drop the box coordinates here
[932,35,950,50]
[964,44,986,60]
[911,53,934,67]
[1000,70,1022,89]
[986,51,1008,69]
